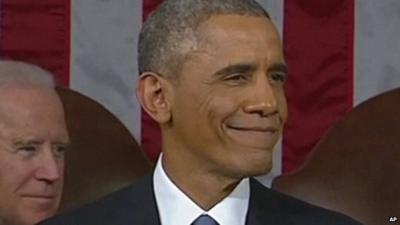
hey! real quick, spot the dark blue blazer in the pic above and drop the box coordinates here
[40,174,363,225]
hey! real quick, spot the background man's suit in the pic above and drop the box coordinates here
[41,174,362,225]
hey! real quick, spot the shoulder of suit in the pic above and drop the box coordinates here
[39,174,153,224]
[249,178,364,225]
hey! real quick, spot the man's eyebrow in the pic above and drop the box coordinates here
[268,63,288,74]
[213,63,257,77]
[14,140,42,146]
[55,141,71,147]
[13,140,71,149]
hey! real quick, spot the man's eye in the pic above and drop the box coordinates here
[224,73,248,82]
[53,145,68,157]
[17,146,37,157]
[18,146,36,152]
[270,72,287,84]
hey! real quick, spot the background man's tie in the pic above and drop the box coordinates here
[191,215,219,225]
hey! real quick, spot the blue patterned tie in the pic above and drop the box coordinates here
[191,215,219,225]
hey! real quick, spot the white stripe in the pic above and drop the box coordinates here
[255,0,285,187]
[257,0,284,37]
[70,0,143,140]
[355,1,400,105]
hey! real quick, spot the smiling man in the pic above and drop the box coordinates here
[40,0,362,224]
[0,61,69,225]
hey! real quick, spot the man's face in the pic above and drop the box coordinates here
[167,15,288,178]
[0,86,69,225]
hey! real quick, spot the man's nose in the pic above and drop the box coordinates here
[35,147,62,183]
[243,76,278,116]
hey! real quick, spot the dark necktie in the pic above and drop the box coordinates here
[191,215,219,225]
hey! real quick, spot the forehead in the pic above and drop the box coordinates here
[0,85,61,113]
[200,14,274,34]
[0,86,66,139]
[181,15,284,74]
[197,14,281,50]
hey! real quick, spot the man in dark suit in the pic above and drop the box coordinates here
[41,0,363,224]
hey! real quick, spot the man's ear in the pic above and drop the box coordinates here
[136,72,172,123]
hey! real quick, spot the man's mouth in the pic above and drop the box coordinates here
[226,124,279,133]
[20,194,56,201]
[225,123,280,148]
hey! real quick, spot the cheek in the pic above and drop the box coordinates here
[173,83,243,137]
[0,161,29,194]
[279,97,288,123]
[58,160,65,184]
[205,94,241,121]
[276,90,288,123]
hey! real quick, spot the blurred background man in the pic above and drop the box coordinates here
[0,61,70,225]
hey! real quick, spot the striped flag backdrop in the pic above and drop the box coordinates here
[1,0,399,185]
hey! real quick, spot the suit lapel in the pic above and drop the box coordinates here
[122,174,161,225]
[245,178,293,225]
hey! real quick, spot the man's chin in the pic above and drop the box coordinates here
[15,206,57,225]
[226,157,273,179]
[19,211,54,225]
[244,164,273,177]
[247,155,273,176]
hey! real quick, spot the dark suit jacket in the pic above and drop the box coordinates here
[40,175,363,225]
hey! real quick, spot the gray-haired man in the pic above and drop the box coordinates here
[0,61,69,225]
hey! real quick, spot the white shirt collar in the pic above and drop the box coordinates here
[153,154,250,225]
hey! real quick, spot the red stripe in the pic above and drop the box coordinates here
[0,0,70,86]
[141,0,165,162]
[64,0,71,86]
[143,0,164,21]
[282,0,355,172]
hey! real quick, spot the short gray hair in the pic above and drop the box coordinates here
[138,0,270,78]
[0,60,55,88]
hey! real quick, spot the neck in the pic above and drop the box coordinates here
[162,153,242,210]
